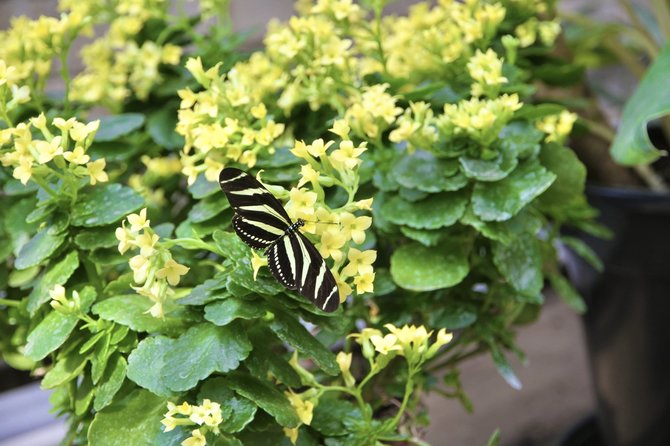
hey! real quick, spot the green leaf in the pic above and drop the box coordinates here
[245,336,302,388]
[269,310,339,375]
[8,265,40,287]
[189,174,220,199]
[162,323,252,391]
[486,429,501,446]
[75,374,95,416]
[188,195,230,223]
[560,236,603,272]
[198,379,257,433]
[492,237,543,296]
[74,227,119,250]
[88,389,166,446]
[178,277,228,305]
[380,191,468,230]
[213,230,249,260]
[226,372,300,428]
[489,344,522,390]
[228,264,285,296]
[610,41,670,164]
[429,304,478,329]
[549,273,586,313]
[399,226,445,247]
[537,143,587,211]
[94,353,127,411]
[14,229,67,270]
[391,150,460,192]
[472,160,556,221]
[94,113,145,142]
[72,184,144,227]
[92,295,189,334]
[391,239,470,291]
[27,251,79,314]
[312,399,360,437]
[147,107,184,150]
[205,298,268,326]
[127,336,175,397]
[42,353,88,388]
[25,312,78,361]
[459,144,517,182]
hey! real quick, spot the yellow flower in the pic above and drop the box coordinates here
[290,140,310,159]
[70,120,100,142]
[306,138,334,158]
[115,226,133,254]
[285,391,314,425]
[318,230,346,262]
[330,140,366,170]
[49,285,68,311]
[353,271,375,294]
[329,119,350,139]
[127,208,150,232]
[251,250,268,280]
[86,159,108,185]
[161,415,178,432]
[63,146,90,165]
[53,117,77,133]
[10,85,30,104]
[34,136,63,164]
[134,231,159,257]
[336,351,352,375]
[13,158,33,185]
[536,111,577,143]
[287,188,317,216]
[284,427,299,445]
[426,328,454,358]
[156,259,190,286]
[353,198,373,211]
[342,248,376,277]
[369,333,402,355]
[339,213,371,244]
[129,254,150,284]
[297,164,319,188]
[538,20,561,46]
[182,429,206,446]
[332,270,352,303]
[161,44,182,65]
[251,103,267,119]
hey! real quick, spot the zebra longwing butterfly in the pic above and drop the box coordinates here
[219,168,339,312]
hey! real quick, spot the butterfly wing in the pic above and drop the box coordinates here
[219,168,292,247]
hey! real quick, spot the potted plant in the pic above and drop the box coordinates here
[0,0,599,444]
[555,3,670,445]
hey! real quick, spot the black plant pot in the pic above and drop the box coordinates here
[564,186,670,446]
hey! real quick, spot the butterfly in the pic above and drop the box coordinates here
[218,168,339,312]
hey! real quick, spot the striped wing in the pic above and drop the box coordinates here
[266,231,339,313]
[219,168,292,247]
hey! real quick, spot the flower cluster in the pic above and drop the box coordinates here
[49,285,81,314]
[283,389,317,444]
[0,114,105,187]
[115,208,190,318]
[352,323,453,368]
[177,57,286,182]
[344,84,403,140]
[161,399,223,446]
[536,110,579,143]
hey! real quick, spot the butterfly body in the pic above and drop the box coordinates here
[219,168,339,312]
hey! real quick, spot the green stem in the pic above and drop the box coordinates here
[0,299,21,307]
[59,47,72,114]
[82,256,103,293]
[389,366,415,428]
[0,103,14,127]
[30,175,59,198]
[319,385,368,419]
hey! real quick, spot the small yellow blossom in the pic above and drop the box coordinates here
[86,159,108,185]
[156,259,190,286]
[329,119,350,139]
[290,140,310,159]
[129,254,150,284]
[353,271,375,294]
[536,110,577,143]
[182,429,206,446]
[306,138,334,158]
[251,250,268,280]
[127,208,150,232]
[330,140,366,170]
[284,427,299,445]
[297,164,319,188]
[63,146,90,165]
[250,103,267,119]
[333,270,352,303]
[339,213,371,244]
[70,120,100,142]
[13,158,33,185]
[161,415,178,432]
[115,226,133,254]
[134,231,159,257]
[34,136,63,164]
[354,198,373,211]
[287,188,318,216]
[342,248,376,277]
[318,230,346,262]
[286,391,314,425]
[53,117,77,133]
[369,333,402,355]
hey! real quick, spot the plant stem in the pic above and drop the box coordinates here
[389,367,414,427]
[59,47,72,114]
[30,175,59,198]
[0,299,20,307]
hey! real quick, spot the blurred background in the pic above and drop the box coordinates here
[0,1,643,445]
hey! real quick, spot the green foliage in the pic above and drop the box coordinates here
[0,1,602,445]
